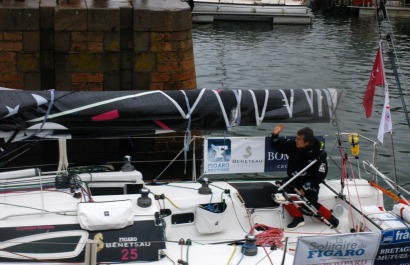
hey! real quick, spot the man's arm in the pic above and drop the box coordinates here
[272,123,285,137]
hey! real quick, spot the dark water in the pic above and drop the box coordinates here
[192,14,410,185]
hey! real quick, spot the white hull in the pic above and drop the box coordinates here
[1,163,408,263]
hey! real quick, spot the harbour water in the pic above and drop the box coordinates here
[193,14,410,186]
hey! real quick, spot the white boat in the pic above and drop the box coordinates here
[191,0,314,24]
[0,87,410,264]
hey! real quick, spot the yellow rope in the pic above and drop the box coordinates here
[226,244,237,265]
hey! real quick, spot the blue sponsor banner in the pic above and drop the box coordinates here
[264,136,325,173]
[374,228,410,264]
[264,136,290,172]
[203,136,325,174]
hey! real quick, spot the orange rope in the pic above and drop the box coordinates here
[250,224,284,248]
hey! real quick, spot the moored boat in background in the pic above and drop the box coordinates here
[192,0,314,24]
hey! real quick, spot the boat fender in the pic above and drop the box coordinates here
[393,203,410,224]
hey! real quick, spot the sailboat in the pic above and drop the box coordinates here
[0,85,409,264]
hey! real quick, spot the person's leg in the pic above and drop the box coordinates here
[284,198,305,230]
[306,190,339,228]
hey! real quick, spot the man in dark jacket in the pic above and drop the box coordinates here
[271,123,339,231]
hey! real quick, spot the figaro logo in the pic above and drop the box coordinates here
[307,240,366,259]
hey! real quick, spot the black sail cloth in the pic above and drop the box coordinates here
[0,88,340,140]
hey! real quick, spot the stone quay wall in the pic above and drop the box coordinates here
[0,0,197,91]
[0,0,200,180]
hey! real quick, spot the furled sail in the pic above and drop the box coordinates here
[0,88,340,140]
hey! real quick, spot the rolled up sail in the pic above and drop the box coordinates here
[0,88,340,140]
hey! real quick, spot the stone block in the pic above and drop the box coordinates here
[120,70,133,90]
[88,8,120,31]
[0,51,16,63]
[150,72,171,83]
[0,41,23,52]
[55,31,71,52]
[55,52,119,72]
[72,82,103,91]
[4,32,23,41]
[41,69,55,90]
[0,61,16,73]
[133,72,150,90]
[23,31,40,52]
[134,9,192,32]
[104,71,120,91]
[0,3,39,31]
[0,73,23,83]
[120,6,133,31]
[134,52,156,72]
[40,0,56,29]
[72,32,103,42]
[55,72,72,91]
[40,30,54,50]
[164,31,190,41]
[40,50,54,69]
[157,51,189,63]
[24,73,41,90]
[131,0,191,31]
[72,73,103,83]
[120,51,133,69]
[0,52,17,74]
[17,52,40,72]
[120,30,133,50]
[104,32,120,52]
[54,0,87,31]
[133,32,150,52]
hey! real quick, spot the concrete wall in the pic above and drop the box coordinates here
[0,0,197,91]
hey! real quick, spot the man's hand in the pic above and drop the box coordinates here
[273,123,285,135]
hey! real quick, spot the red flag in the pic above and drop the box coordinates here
[363,47,385,118]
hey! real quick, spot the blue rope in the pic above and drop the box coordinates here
[203,193,222,213]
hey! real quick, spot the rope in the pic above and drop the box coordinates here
[226,244,237,265]
[181,90,192,175]
[250,224,284,248]
[262,247,274,265]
